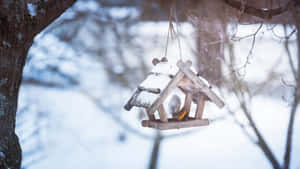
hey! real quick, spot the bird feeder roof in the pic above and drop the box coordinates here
[124,60,221,111]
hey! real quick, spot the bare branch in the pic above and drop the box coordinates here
[239,99,281,169]
[224,35,281,169]
[283,93,299,169]
[283,9,300,169]
[233,23,263,70]
[222,0,296,20]
[284,25,297,80]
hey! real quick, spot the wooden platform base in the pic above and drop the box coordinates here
[141,118,209,130]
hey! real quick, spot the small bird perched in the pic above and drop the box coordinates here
[168,94,187,120]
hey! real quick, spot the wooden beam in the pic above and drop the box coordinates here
[124,89,142,111]
[147,110,155,121]
[177,60,225,108]
[147,70,186,115]
[142,118,209,130]
[158,105,168,122]
[195,95,205,119]
[138,86,161,94]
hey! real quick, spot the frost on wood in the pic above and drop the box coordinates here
[0,78,8,117]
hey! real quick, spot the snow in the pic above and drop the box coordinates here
[151,62,178,76]
[139,74,171,90]
[2,40,12,48]
[198,75,210,87]
[17,86,153,169]
[17,32,23,40]
[17,84,300,169]
[73,0,101,13]
[107,7,140,19]
[27,3,37,17]
[136,91,158,106]
[0,151,5,158]
[0,78,8,116]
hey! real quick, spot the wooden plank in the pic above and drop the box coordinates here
[138,86,161,94]
[195,95,205,119]
[147,70,186,115]
[124,89,142,111]
[158,104,168,122]
[147,110,155,121]
[177,76,196,93]
[142,118,209,130]
[177,60,225,108]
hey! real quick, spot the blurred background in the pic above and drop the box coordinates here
[17,0,300,169]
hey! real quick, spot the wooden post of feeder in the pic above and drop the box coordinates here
[158,104,168,122]
[182,92,192,119]
[147,111,155,120]
[195,95,205,119]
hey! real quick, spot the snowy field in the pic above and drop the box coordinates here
[15,4,300,169]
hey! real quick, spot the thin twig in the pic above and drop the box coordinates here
[237,23,263,70]
[284,25,297,80]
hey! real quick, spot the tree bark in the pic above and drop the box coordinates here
[190,0,227,86]
[0,0,76,168]
[0,42,32,169]
[0,2,34,168]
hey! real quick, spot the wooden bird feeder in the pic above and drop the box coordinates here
[124,60,225,130]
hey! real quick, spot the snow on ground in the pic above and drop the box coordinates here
[18,86,153,169]
[17,85,300,169]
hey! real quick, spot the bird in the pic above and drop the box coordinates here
[168,94,187,120]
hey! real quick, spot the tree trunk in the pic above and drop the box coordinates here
[191,0,227,86]
[0,0,76,168]
[0,48,31,169]
[0,2,34,168]
[0,30,33,169]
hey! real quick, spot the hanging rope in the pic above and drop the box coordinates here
[173,5,183,61]
[163,4,183,61]
[164,23,171,59]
